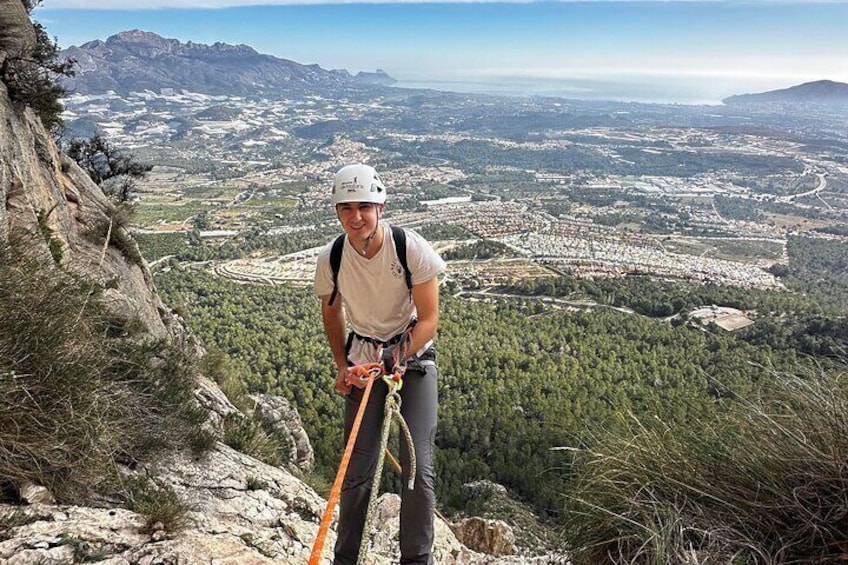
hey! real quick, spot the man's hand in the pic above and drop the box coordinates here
[334,367,352,395]
[335,365,376,394]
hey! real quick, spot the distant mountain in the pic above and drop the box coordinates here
[353,69,397,86]
[723,80,848,105]
[61,30,394,96]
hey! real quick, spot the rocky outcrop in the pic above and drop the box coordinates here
[194,374,240,429]
[368,494,476,564]
[252,393,315,472]
[0,0,35,64]
[0,79,177,341]
[145,442,327,563]
[353,69,397,86]
[0,445,490,564]
[451,517,516,556]
[463,480,509,498]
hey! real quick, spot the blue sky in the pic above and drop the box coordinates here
[36,1,848,104]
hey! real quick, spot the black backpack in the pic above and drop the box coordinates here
[327,225,413,307]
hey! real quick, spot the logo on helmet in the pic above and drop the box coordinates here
[341,178,363,193]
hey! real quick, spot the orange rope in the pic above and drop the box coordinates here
[308,363,383,565]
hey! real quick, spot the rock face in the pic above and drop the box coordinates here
[0,87,177,341]
[252,393,315,472]
[0,0,35,63]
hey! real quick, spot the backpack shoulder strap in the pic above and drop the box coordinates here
[328,234,346,307]
[390,225,413,301]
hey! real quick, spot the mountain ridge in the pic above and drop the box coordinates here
[723,79,848,105]
[61,30,394,96]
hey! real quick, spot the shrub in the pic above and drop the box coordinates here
[245,475,264,491]
[0,237,212,504]
[0,508,42,542]
[201,349,297,467]
[83,202,144,267]
[36,206,63,263]
[57,534,109,563]
[221,413,285,468]
[65,134,152,202]
[200,348,251,412]
[124,476,190,534]
[562,368,848,564]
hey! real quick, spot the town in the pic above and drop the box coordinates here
[61,85,848,296]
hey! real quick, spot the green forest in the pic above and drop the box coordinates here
[154,254,828,523]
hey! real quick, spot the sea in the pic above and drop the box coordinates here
[391,75,788,107]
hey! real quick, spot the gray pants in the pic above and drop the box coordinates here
[334,355,438,565]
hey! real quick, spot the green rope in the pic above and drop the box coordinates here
[356,381,417,564]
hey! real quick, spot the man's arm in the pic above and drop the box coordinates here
[405,276,440,361]
[321,293,351,394]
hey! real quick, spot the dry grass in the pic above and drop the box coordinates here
[563,367,848,565]
[0,238,212,504]
[122,476,191,534]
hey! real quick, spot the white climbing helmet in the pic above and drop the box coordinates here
[331,164,386,205]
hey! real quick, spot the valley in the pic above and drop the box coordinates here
[62,86,848,296]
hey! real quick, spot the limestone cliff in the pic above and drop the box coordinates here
[0,1,35,67]
[0,86,175,340]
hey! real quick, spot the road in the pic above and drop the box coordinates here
[460,289,636,315]
[778,171,827,203]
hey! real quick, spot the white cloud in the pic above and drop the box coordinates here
[38,0,848,9]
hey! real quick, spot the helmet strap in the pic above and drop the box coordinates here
[358,205,382,256]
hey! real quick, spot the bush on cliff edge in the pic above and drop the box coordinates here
[0,238,211,504]
[563,366,848,564]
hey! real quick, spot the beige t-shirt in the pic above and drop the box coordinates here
[314,223,446,364]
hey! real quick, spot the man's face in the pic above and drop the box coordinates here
[336,202,383,241]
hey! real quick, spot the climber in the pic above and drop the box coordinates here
[314,163,446,564]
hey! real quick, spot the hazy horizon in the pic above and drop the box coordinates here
[37,1,848,105]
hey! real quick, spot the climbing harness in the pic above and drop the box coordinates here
[308,336,416,565]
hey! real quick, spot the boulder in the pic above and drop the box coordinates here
[451,517,516,556]
[17,482,55,506]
